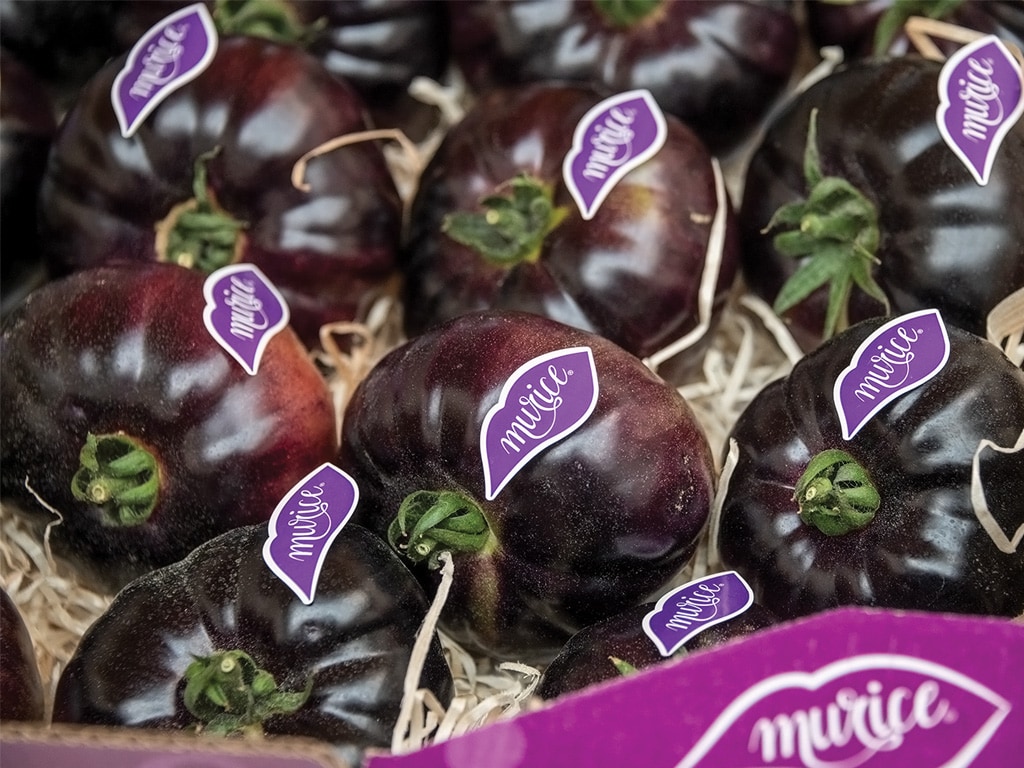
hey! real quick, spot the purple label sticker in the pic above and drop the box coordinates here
[834,309,950,440]
[481,347,598,501]
[676,654,1012,768]
[203,263,290,375]
[642,571,754,658]
[111,3,218,138]
[937,34,1024,185]
[262,463,359,605]
[563,89,667,220]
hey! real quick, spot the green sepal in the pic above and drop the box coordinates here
[764,108,890,339]
[388,490,494,569]
[610,656,638,676]
[592,0,663,27]
[794,448,881,536]
[872,0,965,56]
[442,174,568,267]
[211,0,326,46]
[70,432,160,527]
[183,649,313,737]
[164,147,248,275]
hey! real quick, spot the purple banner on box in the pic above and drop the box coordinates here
[366,609,1024,768]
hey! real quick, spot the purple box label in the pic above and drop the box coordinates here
[643,571,754,657]
[262,463,359,605]
[834,309,950,440]
[937,34,1024,185]
[563,89,667,220]
[203,263,290,376]
[481,347,598,500]
[111,2,218,138]
[677,654,1012,768]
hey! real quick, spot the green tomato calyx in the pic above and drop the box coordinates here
[764,108,889,340]
[794,448,880,536]
[71,432,160,527]
[389,489,495,569]
[442,174,569,267]
[183,649,313,736]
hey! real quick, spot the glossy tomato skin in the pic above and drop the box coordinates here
[38,35,402,349]
[0,263,337,592]
[739,56,1024,351]
[0,0,120,103]
[716,317,1024,620]
[806,0,1024,59]
[447,0,799,153]
[108,0,450,139]
[53,524,453,765]
[0,50,57,319]
[338,310,716,663]
[403,83,740,376]
[0,588,45,722]
[537,602,776,700]
[296,0,450,138]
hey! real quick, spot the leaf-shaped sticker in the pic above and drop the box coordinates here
[642,572,754,657]
[937,34,1024,185]
[563,89,667,220]
[262,463,359,605]
[676,654,1012,768]
[203,263,290,375]
[111,3,218,138]
[481,347,598,500]
[834,309,950,440]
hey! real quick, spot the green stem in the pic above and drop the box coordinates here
[441,174,569,267]
[610,656,638,676]
[211,0,324,46]
[388,490,494,570]
[592,0,664,27]
[764,108,889,340]
[163,148,247,275]
[793,449,881,536]
[70,432,160,526]
[183,649,312,736]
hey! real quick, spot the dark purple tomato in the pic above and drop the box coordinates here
[338,310,716,663]
[806,0,1024,60]
[0,50,56,319]
[109,0,451,139]
[1,263,338,592]
[447,0,800,154]
[537,601,776,700]
[0,587,45,722]
[739,55,1024,351]
[38,35,402,350]
[716,316,1024,621]
[403,82,740,380]
[0,0,121,104]
[53,523,454,767]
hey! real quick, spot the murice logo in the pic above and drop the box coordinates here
[563,89,667,220]
[263,463,359,605]
[676,655,1011,768]
[643,571,754,657]
[937,34,1024,185]
[834,309,950,440]
[480,347,598,500]
[112,3,218,137]
[203,263,290,375]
